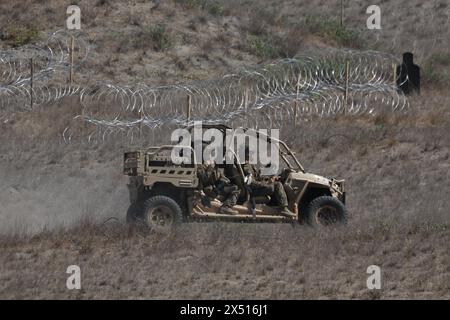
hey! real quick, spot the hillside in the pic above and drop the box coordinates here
[1,0,449,84]
[0,0,449,299]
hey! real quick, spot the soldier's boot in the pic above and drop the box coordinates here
[201,195,212,207]
[219,206,239,215]
[280,206,296,218]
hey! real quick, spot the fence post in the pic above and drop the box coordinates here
[294,74,301,126]
[186,94,191,122]
[139,107,143,141]
[344,60,349,115]
[79,101,85,168]
[30,58,34,110]
[393,63,397,87]
[294,100,298,126]
[340,0,344,27]
[243,87,249,127]
[244,87,249,112]
[81,103,85,137]
[69,36,74,86]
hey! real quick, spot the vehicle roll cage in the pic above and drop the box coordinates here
[185,124,305,173]
[143,126,305,183]
[142,126,305,201]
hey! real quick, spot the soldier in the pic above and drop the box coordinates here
[239,149,296,218]
[197,160,240,215]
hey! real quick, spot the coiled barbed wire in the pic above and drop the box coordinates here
[64,49,408,142]
[0,30,409,143]
[0,29,88,115]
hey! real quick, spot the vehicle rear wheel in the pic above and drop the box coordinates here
[306,196,347,227]
[126,202,145,224]
[143,195,183,232]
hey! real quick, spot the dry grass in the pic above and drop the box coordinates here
[0,90,449,299]
[0,0,449,299]
[0,219,448,299]
[1,0,448,83]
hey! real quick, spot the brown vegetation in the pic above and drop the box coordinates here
[0,0,449,299]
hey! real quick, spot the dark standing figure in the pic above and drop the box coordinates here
[397,52,420,95]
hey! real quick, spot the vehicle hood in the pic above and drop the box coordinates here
[291,172,331,187]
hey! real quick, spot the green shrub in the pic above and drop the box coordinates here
[423,65,450,87]
[423,52,450,86]
[248,34,283,59]
[428,52,450,66]
[1,26,40,47]
[178,0,225,16]
[147,24,172,51]
[303,15,363,48]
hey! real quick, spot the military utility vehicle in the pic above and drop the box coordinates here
[124,125,347,231]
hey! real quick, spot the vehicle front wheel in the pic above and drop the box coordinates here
[143,195,183,232]
[306,196,347,227]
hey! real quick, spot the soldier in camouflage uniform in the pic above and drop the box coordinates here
[229,148,295,218]
[197,161,240,215]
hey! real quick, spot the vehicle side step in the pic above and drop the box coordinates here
[191,212,289,221]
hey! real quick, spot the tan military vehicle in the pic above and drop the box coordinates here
[124,125,347,231]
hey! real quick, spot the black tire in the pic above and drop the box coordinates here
[143,195,183,232]
[126,202,145,224]
[305,196,347,227]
